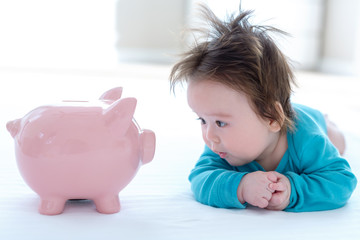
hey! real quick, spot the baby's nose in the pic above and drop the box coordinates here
[205,127,220,144]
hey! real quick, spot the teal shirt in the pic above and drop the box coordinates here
[188,104,357,212]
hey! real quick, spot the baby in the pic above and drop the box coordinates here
[169,5,357,212]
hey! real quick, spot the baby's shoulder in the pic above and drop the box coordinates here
[292,103,326,135]
[288,104,328,152]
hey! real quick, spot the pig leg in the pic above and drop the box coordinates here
[39,197,66,215]
[93,195,120,214]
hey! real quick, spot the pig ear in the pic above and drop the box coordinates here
[99,87,123,102]
[103,97,137,136]
[6,119,20,138]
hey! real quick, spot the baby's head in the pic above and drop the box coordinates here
[170,5,296,133]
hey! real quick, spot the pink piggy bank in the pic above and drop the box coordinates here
[6,87,155,215]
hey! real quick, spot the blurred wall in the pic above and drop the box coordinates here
[320,0,360,75]
[116,0,187,63]
[0,0,118,69]
[0,0,358,75]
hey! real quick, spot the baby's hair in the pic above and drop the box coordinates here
[169,4,296,133]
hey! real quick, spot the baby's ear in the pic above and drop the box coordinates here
[268,102,285,132]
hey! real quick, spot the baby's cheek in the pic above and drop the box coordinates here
[234,137,258,151]
[201,132,207,144]
[228,138,264,160]
[201,136,211,151]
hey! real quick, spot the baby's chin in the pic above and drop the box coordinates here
[222,155,252,167]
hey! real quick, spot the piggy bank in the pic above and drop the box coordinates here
[6,87,155,215]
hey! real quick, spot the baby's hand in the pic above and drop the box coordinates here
[237,171,278,208]
[266,171,291,211]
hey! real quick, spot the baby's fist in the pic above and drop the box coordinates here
[266,172,291,210]
[237,171,278,208]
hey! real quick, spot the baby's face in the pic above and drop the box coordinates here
[187,80,277,166]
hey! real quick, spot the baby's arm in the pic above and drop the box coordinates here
[266,172,291,210]
[282,136,357,211]
[189,146,249,208]
[237,171,277,208]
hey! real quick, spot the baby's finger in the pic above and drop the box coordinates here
[266,172,278,182]
[256,198,269,208]
[266,185,275,193]
[263,191,273,201]
[267,192,289,211]
[269,192,284,206]
[269,182,286,191]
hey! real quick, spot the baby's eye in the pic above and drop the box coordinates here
[216,120,227,127]
[197,117,206,125]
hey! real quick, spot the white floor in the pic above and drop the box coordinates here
[0,64,359,240]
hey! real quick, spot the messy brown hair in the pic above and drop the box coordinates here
[169,5,296,133]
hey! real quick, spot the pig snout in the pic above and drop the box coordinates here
[140,129,156,165]
[6,119,20,138]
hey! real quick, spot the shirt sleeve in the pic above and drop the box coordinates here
[284,135,357,212]
[188,145,246,208]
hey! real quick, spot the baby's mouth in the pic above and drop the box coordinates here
[218,152,227,159]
